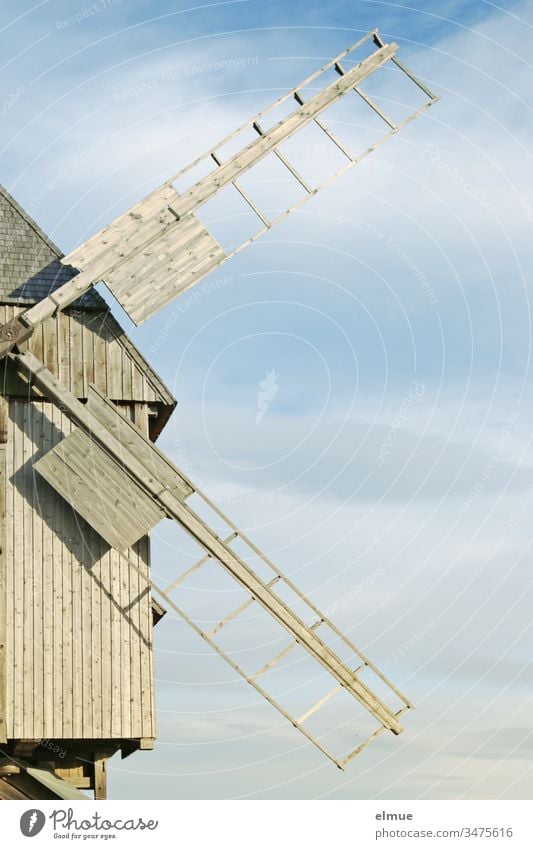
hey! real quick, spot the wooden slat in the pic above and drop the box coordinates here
[68,312,85,397]
[57,310,70,389]
[81,314,95,393]
[34,428,166,551]
[106,333,123,401]
[100,539,113,739]
[108,227,221,304]
[3,396,156,744]
[31,404,44,737]
[21,401,34,737]
[0,397,7,743]
[4,399,14,739]
[87,385,192,501]
[120,540,131,738]
[110,534,122,737]
[128,541,141,739]
[93,755,107,800]
[66,185,179,270]
[106,234,225,325]
[91,532,103,740]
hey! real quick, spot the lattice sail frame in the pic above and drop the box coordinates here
[0,28,438,351]
[0,29,439,766]
[19,354,412,768]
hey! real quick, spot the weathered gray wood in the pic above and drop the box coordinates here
[93,754,107,800]
[12,401,24,737]
[42,402,54,739]
[35,427,166,551]
[122,251,227,325]
[66,185,179,269]
[168,44,396,220]
[0,306,174,408]
[0,33,437,354]
[106,241,226,325]
[0,396,7,743]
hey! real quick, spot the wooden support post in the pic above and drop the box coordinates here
[0,395,7,744]
[93,753,107,800]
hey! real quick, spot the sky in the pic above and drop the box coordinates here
[1,0,533,801]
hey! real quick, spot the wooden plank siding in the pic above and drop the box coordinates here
[3,398,157,741]
[0,305,174,408]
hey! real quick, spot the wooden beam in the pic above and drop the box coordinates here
[167,44,396,220]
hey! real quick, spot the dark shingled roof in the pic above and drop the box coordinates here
[0,184,102,308]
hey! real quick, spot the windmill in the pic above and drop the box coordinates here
[0,30,437,798]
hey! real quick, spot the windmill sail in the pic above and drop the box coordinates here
[15,349,411,768]
[0,29,438,767]
[0,29,437,353]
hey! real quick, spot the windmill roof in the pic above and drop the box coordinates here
[0,184,103,308]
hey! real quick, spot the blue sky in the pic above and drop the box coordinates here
[1,0,533,800]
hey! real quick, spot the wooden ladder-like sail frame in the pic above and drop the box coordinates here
[0,29,438,353]
[15,350,411,768]
[0,29,439,766]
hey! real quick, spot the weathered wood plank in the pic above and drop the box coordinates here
[0,396,7,743]
[168,45,396,220]
[100,538,113,739]
[4,396,156,744]
[54,406,69,739]
[0,35,439,350]
[21,401,35,738]
[30,404,44,737]
[120,250,226,324]
[106,221,216,303]
[138,536,154,739]
[65,185,179,270]
[93,320,108,398]
[93,754,107,800]
[50,408,66,739]
[82,313,95,394]
[110,539,122,738]
[90,531,103,740]
[68,311,85,398]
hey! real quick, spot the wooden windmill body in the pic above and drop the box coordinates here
[0,31,438,799]
[0,187,174,798]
